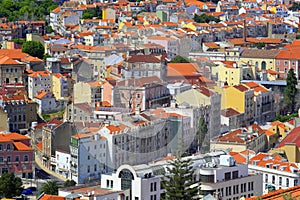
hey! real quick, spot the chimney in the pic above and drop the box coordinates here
[243,19,247,43]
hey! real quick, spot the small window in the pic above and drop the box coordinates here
[15,156,19,162]
[24,155,28,162]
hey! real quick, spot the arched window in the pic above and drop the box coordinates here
[119,169,134,190]
[261,61,266,70]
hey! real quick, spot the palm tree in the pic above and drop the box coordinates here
[40,180,58,195]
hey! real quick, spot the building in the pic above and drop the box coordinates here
[101,152,263,200]
[211,124,267,153]
[41,120,76,170]
[113,76,171,111]
[232,152,300,194]
[0,55,25,85]
[123,54,167,81]
[218,84,255,125]
[221,108,244,131]
[0,94,37,132]
[269,126,300,163]
[147,35,179,58]
[28,71,52,100]
[73,81,102,107]
[243,82,275,124]
[34,91,67,114]
[175,87,221,140]
[69,127,107,183]
[55,150,71,179]
[59,182,123,200]
[0,132,34,178]
[52,73,74,100]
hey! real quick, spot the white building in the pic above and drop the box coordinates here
[34,91,67,114]
[55,150,71,179]
[167,82,192,97]
[28,71,52,100]
[69,127,107,184]
[247,153,300,194]
[101,152,263,200]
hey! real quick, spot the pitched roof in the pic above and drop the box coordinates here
[39,194,65,200]
[241,49,280,59]
[13,142,34,151]
[126,55,161,63]
[167,63,201,77]
[277,126,300,148]
[0,133,30,143]
[221,108,240,117]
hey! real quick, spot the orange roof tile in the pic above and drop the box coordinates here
[13,142,34,151]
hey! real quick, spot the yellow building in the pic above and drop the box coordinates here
[239,49,280,76]
[217,84,255,125]
[216,61,242,86]
[102,8,116,20]
[269,126,300,163]
[52,73,74,100]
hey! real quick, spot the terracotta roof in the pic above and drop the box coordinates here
[233,84,249,92]
[35,91,51,99]
[127,55,161,63]
[246,185,300,200]
[39,194,65,200]
[0,132,30,143]
[221,108,240,117]
[28,71,51,78]
[277,126,300,148]
[13,142,34,151]
[167,63,201,77]
[241,49,280,59]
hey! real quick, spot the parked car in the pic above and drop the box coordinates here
[25,186,36,192]
[22,188,33,195]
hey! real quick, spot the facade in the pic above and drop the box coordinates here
[147,35,179,58]
[41,120,76,170]
[73,81,102,107]
[52,73,74,100]
[0,55,25,85]
[101,152,263,200]
[243,82,275,124]
[0,95,37,132]
[55,150,71,179]
[221,108,244,130]
[0,133,34,178]
[113,76,171,111]
[69,128,107,184]
[28,71,52,100]
[219,84,255,126]
[34,91,67,114]
[123,54,167,81]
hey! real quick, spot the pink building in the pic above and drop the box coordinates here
[113,76,170,111]
[275,48,300,80]
[0,132,34,178]
[147,35,179,59]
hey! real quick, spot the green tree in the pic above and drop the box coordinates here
[82,7,102,19]
[161,157,199,200]
[63,180,76,188]
[40,180,59,195]
[193,13,220,23]
[170,55,190,63]
[0,173,23,198]
[197,117,208,153]
[46,25,54,34]
[284,69,298,113]
[22,41,44,59]
[255,42,266,49]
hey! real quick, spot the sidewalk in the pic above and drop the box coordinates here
[34,154,68,181]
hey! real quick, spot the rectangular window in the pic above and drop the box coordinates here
[0,157,3,163]
[294,179,298,186]
[15,156,19,162]
[287,178,289,187]
[107,180,109,188]
[272,175,275,184]
[150,183,153,192]
[232,171,239,179]
[225,172,231,181]
[154,182,157,191]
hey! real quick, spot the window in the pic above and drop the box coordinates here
[225,172,231,181]
[137,94,140,98]
[287,178,289,187]
[294,179,298,186]
[7,144,10,150]
[87,165,90,173]
[88,155,90,160]
[24,155,28,162]
[272,175,275,184]
[150,183,153,192]
[0,157,3,163]
[154,182,157,191]
[7,156,11,163]
[232,171,239,179]
[94,164,97,172]
[106,180,109,188]
[284,61,288,66]
[279,177,282,185]
[15,156,19,162]
[111,180,113,188]
[0,144,2,151]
